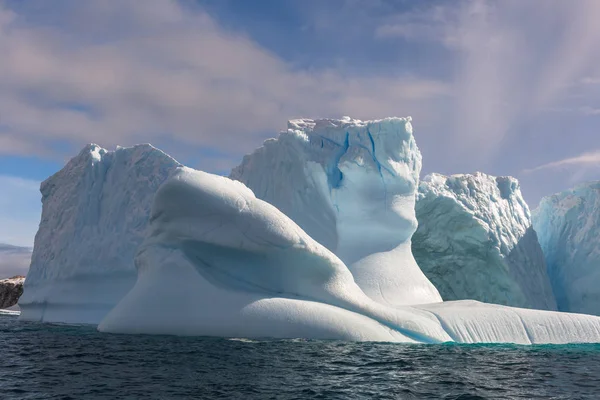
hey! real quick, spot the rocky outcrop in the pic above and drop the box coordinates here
[0,276,25,309]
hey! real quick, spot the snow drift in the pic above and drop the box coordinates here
[413,173,556,310]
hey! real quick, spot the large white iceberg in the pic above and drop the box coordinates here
[18,117,600,344]
[19,144,180,324]
[231,117,442,307]
[99,168,452,342]
[533,182,600,315]
[413,173,556,310]
[100,167,600,344]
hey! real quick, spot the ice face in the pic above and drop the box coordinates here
[231,117,441,306]
[533,182,600,315]
[413,173,556,310]
[19,144,181,324]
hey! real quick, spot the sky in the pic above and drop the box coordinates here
[1,0,600,249]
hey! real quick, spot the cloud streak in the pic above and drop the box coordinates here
[0,0,449,160]
[524,150,600,173]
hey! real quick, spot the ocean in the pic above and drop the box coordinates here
[1,314,599,399]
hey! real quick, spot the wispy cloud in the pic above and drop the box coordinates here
[371,0,600,168]
[0,245,31,279]
[523,150,600,173]
[580,77,600,85]
[580,107,600,116]
[0,0,449,160]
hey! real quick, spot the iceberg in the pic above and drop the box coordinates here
[231,117,442,306]
[19,116,600,344]
[99,167,450,343]
[19,144,181,324]
[414,173,556,310]
[100,167,600,344]
[533,182,600,315]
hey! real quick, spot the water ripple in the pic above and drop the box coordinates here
[1,315,600,399]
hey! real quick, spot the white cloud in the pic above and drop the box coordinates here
[372,0,600,168]
[580,107,600,116]
[0,0,449,159]
[580,77,600,85]
[523,150,600,173]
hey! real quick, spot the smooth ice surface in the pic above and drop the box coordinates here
[533,182,600,315]
[417,301,600,345]
[100,167,451,343]
[414,173,556,310]
[19,144,181,324]
[231,117,442,306]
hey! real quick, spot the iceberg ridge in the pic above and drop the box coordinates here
[413,172,556,310]
[19,144,181,324]
[533,181,600,315]
[231,117,442,307]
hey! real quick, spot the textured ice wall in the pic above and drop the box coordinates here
[231,117,442,306]
[533,182,600,315]
[413,173,556,310]
[19,144,180,324]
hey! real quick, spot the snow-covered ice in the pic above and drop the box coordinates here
[414,173,556,310]
[533,182,600,315]
[19,144,180,324]
[231,117,442,306]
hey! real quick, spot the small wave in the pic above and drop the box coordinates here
[228,338,259,343]
[0,309,20,316]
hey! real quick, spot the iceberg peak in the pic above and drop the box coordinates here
[231,116,440,306]
[20,143,181,324]
[414,172,556,310]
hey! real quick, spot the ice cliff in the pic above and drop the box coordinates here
[413,173,556,310]
[19,144,180,324]
[231,117,442,306]
[533,182,600,315]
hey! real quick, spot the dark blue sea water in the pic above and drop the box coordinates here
[1,315,600,399]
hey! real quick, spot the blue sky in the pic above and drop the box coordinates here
[1,0,600,247]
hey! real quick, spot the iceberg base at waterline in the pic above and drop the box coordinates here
[99,167,450,343]
[99,167,600,344]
